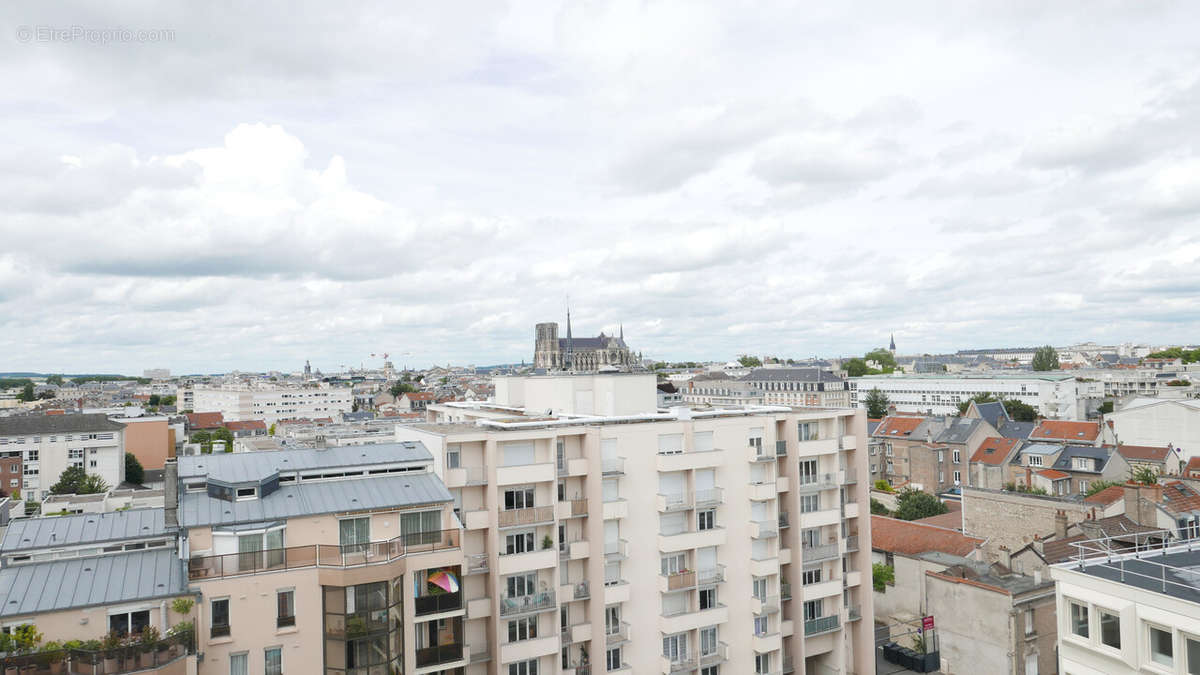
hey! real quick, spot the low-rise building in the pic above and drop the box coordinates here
[743,367,852,408]
[0,414,127,500]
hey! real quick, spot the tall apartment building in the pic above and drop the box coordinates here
[192,384,353,424]
[398,373,873,675]
[0,414,126,500]
[1051,530,1200,674]
[851,373,1083,418]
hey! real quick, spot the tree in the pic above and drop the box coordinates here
[268,423,276,436]
[46,374,64,386]
[161,395,176,406]
[49,466,108,495]
[389,381,416,398]
[864,348,897,370]
[738,355,762,368]
[870,498,891,516]
[957,392,998,415]
[1084,480,1120,498]
[893,490,949,521]
[79,474,109,493]
[873,479,894,493]
[16,383,35,402]
[864,388,890,418]
[1032,345,1060,371]
[1003,398,1038,422]
[843,358,880,377]
[1129,466,1159,486]
[1097,401,1114,415]
[125,453,145,485]
[211,427,234,451]
[148,394,161,406]
[872,563,895,592]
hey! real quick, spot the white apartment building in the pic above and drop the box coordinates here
[398,373,874,675]
[0,414,126,500]
[192,384,352,424]
[1051,531,1200,674]
[744,368,853,409]
[851,373,1083,418]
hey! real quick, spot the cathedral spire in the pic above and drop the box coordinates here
[565,308,574,370]
[889,333,896,353]
[619,322,623,341]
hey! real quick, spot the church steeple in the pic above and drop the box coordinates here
[619,322,623,341]
[565,308,574,370]
[889,333,896,354]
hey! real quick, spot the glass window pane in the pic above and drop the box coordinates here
[1151,626,1173,666]
[1099,611,1120,649]
[1186,637,1200,675]
[1070,602,1089,638]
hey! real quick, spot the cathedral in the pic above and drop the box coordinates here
[533,314,637,371]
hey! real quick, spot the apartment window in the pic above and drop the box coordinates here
[700,626,717,656]
[1079,480,1089,494]
[606,647,622,671]
[701,667,718,675]
[1150,625,1173,667]
[108,609,150,636]
[338,517,370,552]
[229,652,248,675]
[211,598,231,638]
[753,615,768,636]
[505,531,536,555]
[953,450,961,463]
[68,448,83,460]
[89,460,98,468]
[264,647,282,675]
[1069,601,1088,638]
[276,589,295,628]
[1028,455,1043,467]
[663,633,689,663]
[803,599,821,622]
[1024,608,1035,636]
[886,443,893,456]
[508,616,539,642]
[446,446,460,469]
[798,459,818,484]
[1098,610,1120,649]
[605,605,621,635]
[803,569,822,585]
[24,449,37,462]
[698,509,715,531]
[508,660,539,675]
[505,487,535,510]
[798,422,815,441]
[937,450,944,463]
[699,588,716,610]
[800,494,820,513]
[1186,635,1200,675]
[506,573,537,598]
[755,652,770,674]
[661,553,686,575]
[953,470,961,484]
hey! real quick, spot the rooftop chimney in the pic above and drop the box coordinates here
[1054,509,1068,539]
[998,545,1012,569]
[163,458,178,528]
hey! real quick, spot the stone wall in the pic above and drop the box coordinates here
[961,486,1101,556]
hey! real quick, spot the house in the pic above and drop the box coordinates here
[185,411,224,431]
[1116,443,1183,476]
[1009,443,1067,488]
[962,400,1035,439]
[969,437,1022,489]
[1101,398,1200,461]
[1030,419,1101,445]
[222,419,268,438]
[1186,456,1200,479]
[398,391,435,412]
[1048,445,1130,497]
[871,515,984,622]
[872,414,997,492]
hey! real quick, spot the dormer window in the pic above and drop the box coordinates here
[236,487,257,500]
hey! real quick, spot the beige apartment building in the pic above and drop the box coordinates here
[396,372,873,675]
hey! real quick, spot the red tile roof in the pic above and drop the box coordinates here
[870,515,983,557]
[185,412,224,429]
[874,416,924,438]
[1116,444,1172,462]
[1084,485,1126,505]
[223,420,266,431]
[405,392,435,401]
[915,502,963,531]
[1036,469,1070,480]
[970,437,1021,466]
[1032,420,1100,442]
[1186,457,1200,478]
[1163,481,1200,514]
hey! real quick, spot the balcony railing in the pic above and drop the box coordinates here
[499,591,555,617]
[414,642,464,668]
[605,621,630,645]
[750,447,774,462]
[498,505,555,527]
[847,605,862,621]
[844,468,858,484]
[414,591,463,616]
[466,553,488,575]
[778,512,790,529]
[566,498,588,517]
[574,580,590,599]
[694,488,723,506]
[795,473,837,491]
[0,629,194,675]
[752,520,778,539]
[659,492,691,511]
[604,539,629,560]
[697,565,725,585]
[781,581,792,600]
[804,615,840,636]
[776,440,787,456]
[602,457,625,475]
[755,594,781,613]
[700,643,728,666]
[663,569,697,591]
[801,542,839,562]
[668,653,697,673]
[845,535,859,552]
[187,528,460,580]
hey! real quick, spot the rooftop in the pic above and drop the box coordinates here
[177,442,432,482]
[970,437,1021,466]
[870,515,983,557]
[874,416,924,438]
[1056,534,1200,604]
[1031,420,1100,442]
[1116,444,1173,462]
[0,413,125,436]
[0,548,186,617]
[1,509,167,553]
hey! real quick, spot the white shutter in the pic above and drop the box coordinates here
[601,438,618,460]
[751,501,767,521]
[658,434,683,455]
[695,469,715,491]
[501,441,535,467]
[604,520,619,544]
[693,431,714,452]
[603,478,619,502]
[660,512,686,535]
[658,472,685,495]
[697,546,717,570]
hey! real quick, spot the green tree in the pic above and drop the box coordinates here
[46,374,64,386]
[17,383,35,402]
[1084,480,1120,498]
[1097,401,1114,415]
[1129,466,1159,485]
[161,395,176,406]
[1002,398,1038,422]
[957,392,998,415]
[870,498,891,516]
[1032,345,1060,371]
[189,430,212,444]
[863,388,890,418]
[50,467,108,495]
[148,394,161,406]
[843,358,880,377]
[79,474,109,493]
[893,490,949,521]
[211,427,234,451]
[872,563,895,592]
[873,479,894,493]
[864,348,897,370]
[125,453,145,485]
[738,355,762,368]
[389,381,416,398]
[268,423,276,436]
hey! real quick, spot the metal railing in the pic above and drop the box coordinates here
[602,457,625,475]
[796,473,837,491]
[1062,529,1200,596]
[0,630,194,675]
[697,565,725,585]
[498,505,555,527]
[700,643,728,666]
[750,447,774,462]
[604,539,629,560]
[414,643,464,668]
[460,466,487,485]
[844,468,858,484]
[755,594,781,612]
[663,569,697,591]
[802,542,839,562]
[695,487,723,506]
[753,520,778,539]
[466,553,488,575]
[845,535,859,552]
[804,615,840,636]
[847,605,862,621]
[781,581,791,600]
[660,492,691,511]
[574,580,590,599]
[605,621,630,644]
[499,591,555,616]
[778,511,790,528]
[776,440,787,456]
[414,591,463,616]
[567,498,588,516]
[187,528,460,580]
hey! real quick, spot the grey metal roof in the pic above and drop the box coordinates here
[0,413,125,436]
[744,368,844,383]
[0,549,186,617]
[179,472,452,527]
[935,418,983,445]
[1052,445,1113,473]
[972,401,1009,428]
[177,442,433,482]
[997,420,1035,439]
[1,509,167,553]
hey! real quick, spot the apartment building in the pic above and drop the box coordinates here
[397,372,873,675]
[192,384,352,424]
[0,414,126,500]
[744,368,853,408]
[1051,530,1200,674]
[851,374,1083,418]
[683,373,765,407]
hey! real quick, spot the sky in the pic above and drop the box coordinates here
[2,2,1200,374]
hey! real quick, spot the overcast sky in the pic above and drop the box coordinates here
[2,2,1199,374]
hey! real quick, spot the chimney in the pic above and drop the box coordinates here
[887,404,897,416]
[1054,509,1068,539]
[998,545,1012,569]
[1123,485,1141,524]
[1034,570,1043,585]
[163,458,178,528]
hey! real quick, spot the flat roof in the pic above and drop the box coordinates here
[1,509,167,553]
[0,548,186,617]
[1066,547,1200,605]
[177,442,432,482]
[179,472,451,527]
[853,373,1075,382]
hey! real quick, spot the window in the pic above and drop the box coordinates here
[108,609,150,636]
[25,449,37,462]
[953,470,961,484]
[1150,625,1173,667]
[276,590,295,628]
[339,517,369,552]
[264,647,282,675]
[797,459,818,484]
[1079,480,1089,494]
[800,494,820,513]
[400,509,440,543]
[700,626,717,656]
[505,487,535,510]
[446,446,461,469]
[661,553,686,576]
[755,652,770,674]
[1028,455,1043,467]
[953,450,961,463]
[508,616,538,642]
[803,569,822,585]
[1186,635,1200,675]
[508,659,539,675]
[606,647,622,671]
[1024,608,1035,636]
[505,531,535,555]
[938,450,944,463]
[753,614,768,636]
[697,509,715,531]
[1068,601,1088,638]
[506,573,537,598]
[701,667,718,675]
[229,652,248,675]
[699,588,716,610]
[1098,610,1120,649]
[663,633,689,663]
[211,598,231,638]
[803,599,821,622]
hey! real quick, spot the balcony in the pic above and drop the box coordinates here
[795,473,837,492]
[694,487,723,507]
[498,505,555,528]
[444,466,486,488]
[602,457,625,475]
[497,547,557,575]
[778,511,790,529]
[562,621,592,644]
[658,526,726,552]
[414,591,463,616]
[781,581,792,601]
[798,507,841,529]
[845,535,859,552]
[844,502,860,518]
[776,475,790,493]
[656,448,724,472]
[751,630,782,653]
[602,498,629,520]
[463,509,489,530]
[804,614,840,636]
[0,630,194,675]
[573,580,590,600]
[499,591,556,617]
[604,539,629,561]
[559,498,588,518]
[847,605,862,621]
[749,447,775,463]
[559,539,589,560]
[496,461,555,485]
[751,520,779,539]
[414,643,465,669]
[465,553,488,575]
[660,603,728,635]
[776,440,787,456]
[844,467,858,484]
[802,542,839,562]
[700,643,728,668]
[697,565,725,585]
[665,653,698,673]
[748,481,777,501]
[749,553,779,577]
[605,621,631,645]
[659,569,697,593]
[840,435,857,450]
[752,594,781,614]
[187,528,460,580]
[795,438,839,458]
[657,492,692,512]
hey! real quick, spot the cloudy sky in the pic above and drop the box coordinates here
[2,2,1199,374]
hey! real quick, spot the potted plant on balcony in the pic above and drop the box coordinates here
[542,535,553,550]
[138,627,160,669]
[166,622,193,659]
[99,632,122,673]
[37,642,65,675]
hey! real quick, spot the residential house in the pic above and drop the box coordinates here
[969,437,1022,489]
[962,400,1035,440]
[1030,419,1101,446]
[1115,443,1183,477]
[398,391,435,412]
[1101,398,1200,462]
[1185,456,1200,479]
[1048,445,1131,497]
[873,414,997,493]
[184,411,224,432]
[1009,443,1068,489]
[222,419,268,438]
[870,515,983,623]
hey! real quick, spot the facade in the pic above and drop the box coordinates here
[850,374,1083,419]
[123,416,173,471]
[192,384,352,424]
[871,415,995,492]
[1103,399,1200,462]
[533,318,636,371]
[400,373,874,675]
[683,374,765,407]
[0,413,126,500]
[1051,530,1200,674]
[743,369,852,408]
